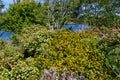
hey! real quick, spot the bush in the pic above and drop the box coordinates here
[1,26,118,79]
[12,25,50,58]
[0,59,40,80]
[0,38,40,80]
[0,39,22,59]
[98,31,120,79]
[35,29,109,80]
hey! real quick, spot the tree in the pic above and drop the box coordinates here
[0,0,47,33]
[0,0,4,13]
[44,0,73,29]
[74,0,120,27]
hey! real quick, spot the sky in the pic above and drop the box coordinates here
[2,0,13,11]
[3,0,13,4]
[2,0,42,11]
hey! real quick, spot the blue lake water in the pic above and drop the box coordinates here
[0,31,13,41]
[64,24,90,31]
[0,24,90,40]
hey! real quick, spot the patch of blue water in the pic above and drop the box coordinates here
[0,31,13,41]
[64,24,90,31]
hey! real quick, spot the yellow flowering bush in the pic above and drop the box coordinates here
[35,29,109,80]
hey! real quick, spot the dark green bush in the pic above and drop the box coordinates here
[98,31,120,79]
[0,1,47,33]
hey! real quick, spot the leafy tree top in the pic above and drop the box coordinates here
[0,1,47,33]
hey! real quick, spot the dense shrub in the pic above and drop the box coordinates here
[98,31,120,79]
[0,39,22,79]
[12,25,50,58]
[0,25,50,79]
[0,39,40,79]
[0,59,40,80]
[35,30,110,80]
[0,39,22,59]
[1,27,119,80]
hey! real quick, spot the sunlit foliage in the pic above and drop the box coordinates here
[0,1,47,33]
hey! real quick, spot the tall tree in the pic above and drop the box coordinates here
[0,0,47,33]
[74,0,120,27]
[44,0,73,29]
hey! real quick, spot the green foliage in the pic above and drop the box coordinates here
[0,39,40,80]
[44,0,73,29]
[12,25,50,57]
[0,28,119,80]
[0,0,120,79]
[8,59,40,80]
[0,59,40,80]
[0,39,22,59]
[0,25,49,79]
[77,0,120,27]
[35,29,111,80]
[1,0,119,31]
[98,31,120,78]
[95,15,120,27]
[0,1,47,33]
